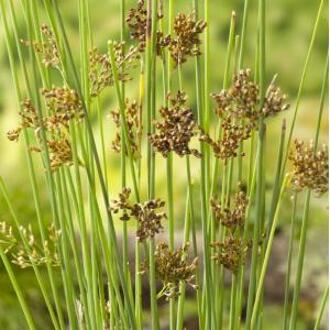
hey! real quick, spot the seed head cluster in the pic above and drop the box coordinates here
[89,42,140,97]
[212,69,260,121]
[169,12,207,66]
[110,99,142,157]
[210,237,248,273]
[149,91,201,158]
[111,188,167,241]
[211,183,248,230]
[7,99,39,142]
[289,139,328,195]
[22,24,59,69]
[200,117,254,161]
[47,139,73,172]
[42,87,85,129]
[126,0,170,54]
[0,222,60,268]
[154,242,198,299]
[7,87,83,171]
[203,69,289,161]
[211,183,249,273]
[262,81,290,117]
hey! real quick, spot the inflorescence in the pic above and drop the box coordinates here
[154,242,198,299]
[7,87,85,171]
[110,99,142,157]
[289,139,329,195]
[89,42,140,97]
[149,91,201,158]
[111,187,167,241]
[201,69,289,162]
[211,183,249,273]
[0,222,60,268]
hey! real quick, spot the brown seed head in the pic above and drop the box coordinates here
[154,242,198,299]
[149,91,201,158]
[289,139,328,195]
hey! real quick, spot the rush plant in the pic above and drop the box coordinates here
[0,0,328,329]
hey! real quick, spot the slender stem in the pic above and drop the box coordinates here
[313,286,329,330]
[250,174,291,329]
[283,192,298,330]
[0,247,36,330]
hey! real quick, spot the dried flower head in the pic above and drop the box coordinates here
[262,80,290,117]
[110,187,132,221]
[211,236,248,273]
[7,99,40,142]
[110,99,142,157]
[42,87,84,129]
[1,222,60,268]
[11,223,60,268]
[155,242,198,299]
[132,199,167,241]
[149,91,201,158]
[111,188,167,241]
[211,69,260,121]
[289,139,328,195]
[89,42,140,97]
[22,24,59,69]
[211,183,248,231]
[126,0,148,52]
[126,0,170,54]
[47,138,73,171]
[169,12,206,65]
[200,117,254,161]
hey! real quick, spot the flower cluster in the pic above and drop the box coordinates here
[110,99,142,157]
[200,117,254,161]
[210,237,248,273]
[212,69,260,121]
[262,81,290,117]
[89,42,140,97]
[211,183,248,230]
[203,69,289,161]
[47,139,73,172]
[169,12,207,66]
[7,88,83,171]
[7,99,40,142]
[42,87,85,129]
[111,188,167,241]
[154,242,198,299]
[0,222,60,268]
[149,91,201,158]
[126,0,170,54]
[210,183,249,273]
[289,139,328,195]
[22,24,59,69]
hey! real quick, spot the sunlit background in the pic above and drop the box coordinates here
[0,0,328,329]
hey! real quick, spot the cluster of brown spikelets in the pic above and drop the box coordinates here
[289,139,328,195]
[149,91,201,158]
[126,0,206,64]
[7,86,84,171]
[210,183,249,273]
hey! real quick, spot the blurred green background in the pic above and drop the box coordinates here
[0,0,328,329]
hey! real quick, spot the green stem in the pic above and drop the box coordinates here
[250,174,291,329]
[283,192,298,330]
[313,286,329,330]
[0,247,36,330]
